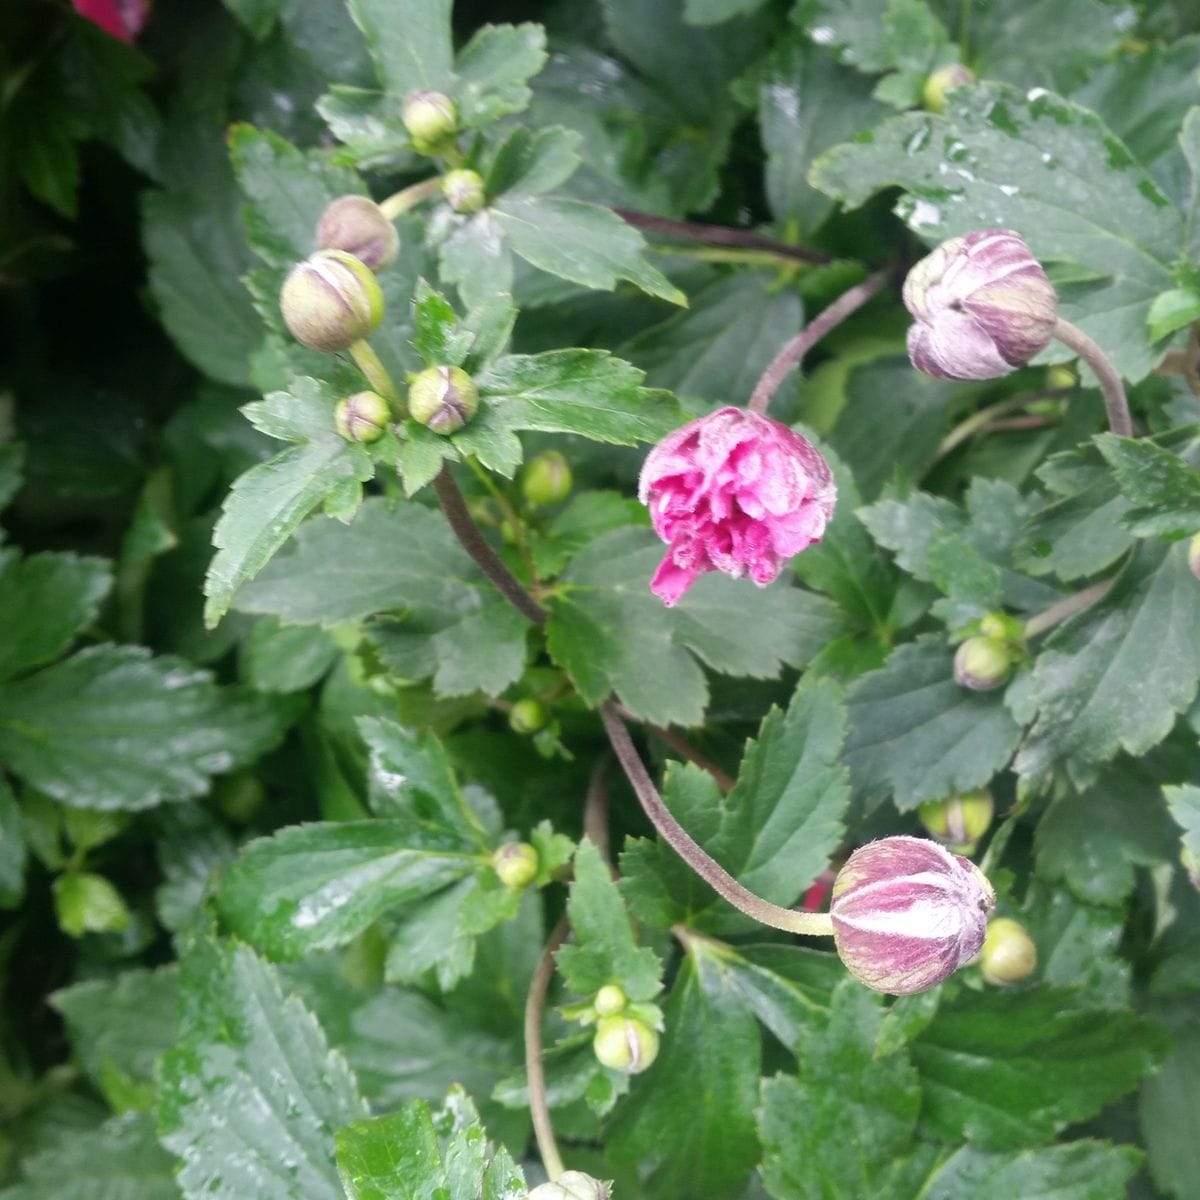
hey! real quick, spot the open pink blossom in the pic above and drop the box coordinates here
[72,0,151,43]
[638,406,836,606]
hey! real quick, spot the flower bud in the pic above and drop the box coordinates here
[953,635,1012,692]
[830,835,995,995]
[335,391,391,443]
[279,250,384,352]
[918,789,994,855]
[521,451,573,508]
[509,698,548,735]
[492,841,539,891]
[527,1172,612,1200]
[316,195,399,271]
[921,63,974,113]
[593,1015,659,1074]
[403,90,457,154]
[593,983,626,1017]
[442,169,486,214]
[73,0,151,43]
[1189,533,1200,581]
[904,229,1058,381]
[979,917,1038,985]
[408,365,479,434]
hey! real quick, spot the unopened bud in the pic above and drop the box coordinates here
[521,451,573,507]
[593,983,626,1017]
[904,229,1058,381]
[509,698,548,735]
[979,916,1038,985]
[279,250,384,352]
[1045,363,1077,390]
[492,841,538,890]
[316,195,399,271]
[830,835,995,995]
[918,789,994,855]
[335,391,390,443]
[1189,533,1200,580]
[408,365,479,434]
[403,90,457,154]
[953,636,1012,692]
[593,1015,659,1074]
[921,63,974,113]
[527,1172,612,1200]
[442,169,485,214]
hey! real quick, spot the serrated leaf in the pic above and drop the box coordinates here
[485,126,581,199]
[454,23,548,128]
[1140,1021,1200,1200]
[0,645,292,811]
[1095,430,1200,537]
[347,0,454,99]
[335,1103,443,1200]
[923,1141,1141,1200]
[411,280,475,367]
[1164,783,1200,868]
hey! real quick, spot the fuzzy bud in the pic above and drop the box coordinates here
[492,842,539,891]
[509,698,548,735]
[954,636,1012,692]
[316,195,399,271]
[335,391,390,443]
[527,1172,613,1200]
[830,835,995,995]
[443,169,486,214]
[403,90,457,154]
[921,63,974,113]
[408,365,479,434]
[521,451,573,508]
[918,789,994,855]
[904,229,1058,381]
[979,917,1038,985]
[593,1015,659,1074]
[593,984,627,1017]
[279,250,383,352]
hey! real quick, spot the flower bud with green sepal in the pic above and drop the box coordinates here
[593,983,627,1017]
[316,195,399,271]
[492,841,539,891]
[521,451,573,508]
[979,916,1038,985]
[921,63,974,113]
[443,169,485,214]
[527,1172,613,1200]
[592,1014,659,1074]
[335,391,391,443]
[918,788,994,855]
[279,250,384,352]
[509,698,548,735]
[953,635,1013,691]
[403,90,457,154]
[408,365,479,434]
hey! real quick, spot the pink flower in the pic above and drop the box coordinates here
[638,407,835,606]
[72,0,151,43]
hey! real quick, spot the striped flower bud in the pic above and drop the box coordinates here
[918,788,994,855]
[979,916,1038,986]
[593,1015,659,1074]
[492,842,539,891]
[528,1173,612,1200]
[953,635,1012,692]
[830,836,995,995]
[316,196,399,271]
[279,250,383,352]
[403,90,457,154]
[442,169,486,214]
[904,229,1058,381]
[334,391,390,443]
[408,365,479,434]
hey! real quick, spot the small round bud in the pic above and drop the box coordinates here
[492,841,539,891]
[280,250,384,352]
[316,195,399,271]
[921,63,974,113]
[979,916,1038,985]
[1188,533,1200,581]
[335,391,391,443]
[527,1172,612,1200]
[1045,363,1077,390]
[509,698,548,735]
[521,451,573,508]
[954,636,1012,692]
[403,90,457,154]
[593,1015,659,1074]
[593,984,627,1017]
[830,836,995,995]
[904,229,1058,381]
[918,789,994,855]
[408,365,479,434]
[442,169,486,214]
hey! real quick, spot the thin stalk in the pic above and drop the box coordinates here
[348,340,402,411]
[614,209,830,265]
[747,269,891,415]
[464,457,541,589]
[931,388,1068,465]
[1053,317,1133,437]
[525,915,570,1182]
[378,176,444,220]
[614,705,735,794]
[1023,578,1113,639]
[599,702,834,938]
[433,465,547,626]
[583,758,612,866]
[644,242,809,270]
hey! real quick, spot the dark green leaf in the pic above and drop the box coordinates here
[1140,1020,1200,1200]
[1165,783,1200,867]
[0,775,25,908]
[923,1141,1141,1200]
[241,618,339,693]
[485,126,581,199]
[411,281,474,367]
[455,23,548,128]
[347,0,454,99]
[335,1103,444,1200]
[1095,431,1200,537]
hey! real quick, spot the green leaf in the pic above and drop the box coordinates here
[604,934,761,1200]
[0,775,25,908]
[684,0,767,22]
[486,126,582,200]
[758,981,921,1200]
[0,442,24,514]
[159,939,367,1200]
[241,618,340,693]
[222,0,285,37]
[1140,1020,1200,1200]
[0,645,292,811]
[811,83,1182,381]
[1148,287,1200,343]
[411,280,475,367]
[1095,431,1200,537]
[454,23,548,128]
[1182,107,1200,264]
[923,1141,1141,1200]
[347,0,454,99]
[1165,783,1200,869]
[53,871,131,937]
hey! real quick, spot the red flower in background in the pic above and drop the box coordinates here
[72,0,152,43]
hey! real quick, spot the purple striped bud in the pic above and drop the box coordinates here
[279,250,384,352]
[316,196,399,271]
[904,229,1058,381]
[830,836,995,995]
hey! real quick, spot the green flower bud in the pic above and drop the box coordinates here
[1045,363,1077,390]
[527,1172,612,1200]
[279,250,384,352]
[593,1015,659,1074]
[593,983,627,1017]
[403,90,457,154]
[521,450,573,508]
[979,916,1038,985]
[509,698,548,735]
[922,63,975,113]
[316,195,399,271]
[918,789,994,855]
[443,168,486,214]
[953,635,1012,692]
[408,365,479,434]
[335,391,391,443]
[492,841,539,890]
[1189,533,1200,581]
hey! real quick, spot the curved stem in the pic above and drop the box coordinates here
[1023,578,1113,638]
[378,176,444,221]
[583,758,612,866]
[614,705,735,794]
[599,702,834,938]
[433,465,547,626]
[931,387,1068,465]
[1053,317,1133,437]
[747,269,891,415]
[525,915,570,1182]
[348,340,402,411]
[613,209,830,265]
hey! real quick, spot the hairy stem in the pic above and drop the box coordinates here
[525,915,570,1182]
[612,704,735,794]
[599,702,835,938]
[433,465,547,626]
[1053,317,1133,437]
[378,176,443,220]
[348,340,402,411]
[1023,578,1113,638]
[747,269,891,415]
[614,209,830,265]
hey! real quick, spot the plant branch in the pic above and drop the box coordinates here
[348,340,403,411]
[1053,317,1133,437]
[615,706,735,794]
[525,915,570,1182]
[1023,578,1113,638]
[747,269,891,415]
[583,758,612,866]
[599,702,834,938]
[613,209,830,265]
[931,387,1069,465]
[433,465,547,626]
[378,176,443,220]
